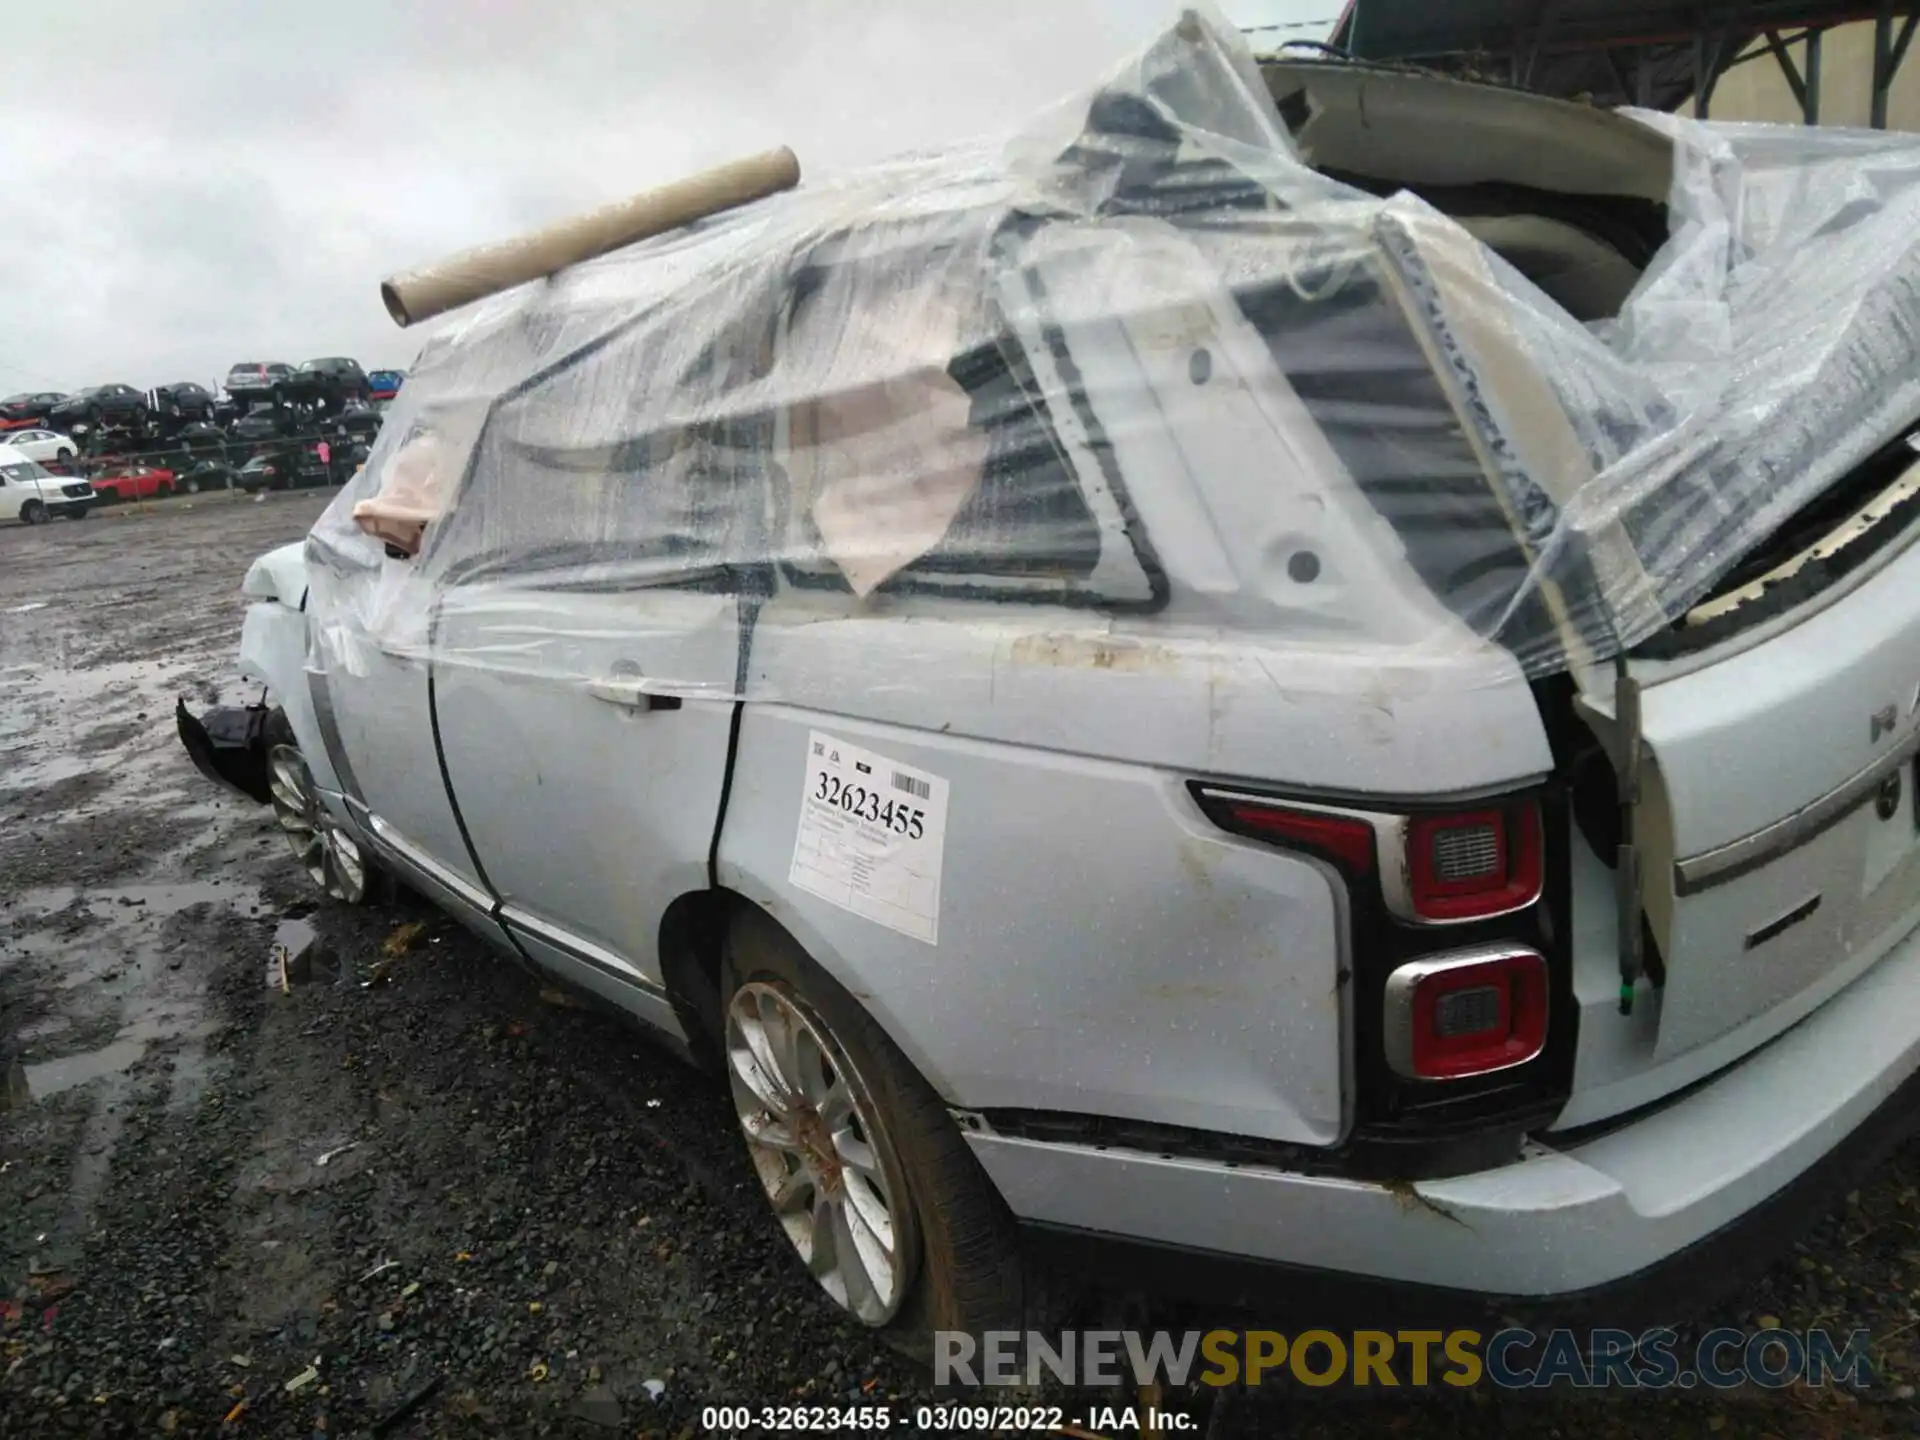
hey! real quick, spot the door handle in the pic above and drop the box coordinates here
[585,675,683,712]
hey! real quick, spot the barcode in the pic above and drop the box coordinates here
[891,772,931,800]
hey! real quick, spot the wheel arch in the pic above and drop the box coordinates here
[657,884,964,1109]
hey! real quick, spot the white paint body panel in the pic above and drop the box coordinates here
[718,705,1351,1145]
[972,910,1920,1294]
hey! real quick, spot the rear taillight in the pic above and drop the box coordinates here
[1195,788,1542,926]
[1384,946,1548,1081]
[1201,796,1377,874]
[1404,804,1542,924]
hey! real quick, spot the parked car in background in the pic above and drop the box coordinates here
[0,392,68,431]
[330,441,371,483]
[0,428,78,465]
[289,357,370,410]
[367,369,405,402]
[234,452,322,493]
[235,454,282,492]
[49,385,147,431]
[0,444,92,522]
[230,405,298,448]
[336,403,382,445]
[175,421,228,457]
[88,463,176,503]
[224,363,296,407]
[148,382,217,426]
[176,459,238,494]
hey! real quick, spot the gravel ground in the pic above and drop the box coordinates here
[3,491,1920,1438]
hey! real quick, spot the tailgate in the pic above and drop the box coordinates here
[1571,531,1920,1115]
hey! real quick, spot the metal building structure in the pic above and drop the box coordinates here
[1325,1,1920,125]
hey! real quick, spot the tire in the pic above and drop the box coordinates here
[183,476,201,495]
[720,908,1023,1359]
[159,484,176,499]
[263,710,387,904]
[19,500,46,525]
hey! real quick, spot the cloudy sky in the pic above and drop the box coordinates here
[0,0,1340,398]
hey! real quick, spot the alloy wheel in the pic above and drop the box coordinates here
[725,981,918,1326]
[266,743,367,903]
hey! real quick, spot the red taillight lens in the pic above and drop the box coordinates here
[1405,804,1541,923]
[1385,947,1548,1081]
[1204,797,1376,875]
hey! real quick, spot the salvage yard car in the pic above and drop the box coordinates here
[0,444,92,522]
[0,391,68,431]
[1,427,78,465]
[178,18,1920,1353]
[87,462,176,503]
[223,362,296,408]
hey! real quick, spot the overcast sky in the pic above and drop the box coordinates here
[0,0,1339,398]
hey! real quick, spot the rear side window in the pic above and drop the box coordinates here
[771,262,1156,608]
[415,242,1160,609]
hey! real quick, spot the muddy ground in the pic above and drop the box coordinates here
[2,491,1919,1439]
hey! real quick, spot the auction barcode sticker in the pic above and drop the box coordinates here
[789,731,949,944]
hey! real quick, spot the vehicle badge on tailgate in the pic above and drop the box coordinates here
[1872,704,1898,743]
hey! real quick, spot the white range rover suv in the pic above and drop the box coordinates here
[179,17,1920,1350]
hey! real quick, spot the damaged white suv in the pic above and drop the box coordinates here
[181,17,1920,1347]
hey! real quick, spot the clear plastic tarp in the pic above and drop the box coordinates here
[307,6,1920,700]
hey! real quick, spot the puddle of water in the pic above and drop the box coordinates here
[8,879,268,921]
[3,1014,221,1113]
[12,1039,147,1102]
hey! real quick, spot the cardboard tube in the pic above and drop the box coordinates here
[380,146,801,328]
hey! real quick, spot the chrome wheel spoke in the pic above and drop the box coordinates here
[730,1022,792,1116]
[766,1161,812,1216]
[842,1168,896,1257]
[320,826,366,902]
[757,992,804,1095]
[832,1123,884,1186]
[816,1073,855,1131]
[794,1032,840,1113]
[806,1193,840,1281]
[836,1190,895,1315]
[740,1108,806,1159]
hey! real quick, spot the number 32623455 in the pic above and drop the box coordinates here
[813,772,925,839]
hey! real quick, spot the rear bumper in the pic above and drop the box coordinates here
[175,699,273,805]
[974,914,1920,1322]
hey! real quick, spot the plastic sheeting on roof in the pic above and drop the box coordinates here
[306,4,1920,707]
